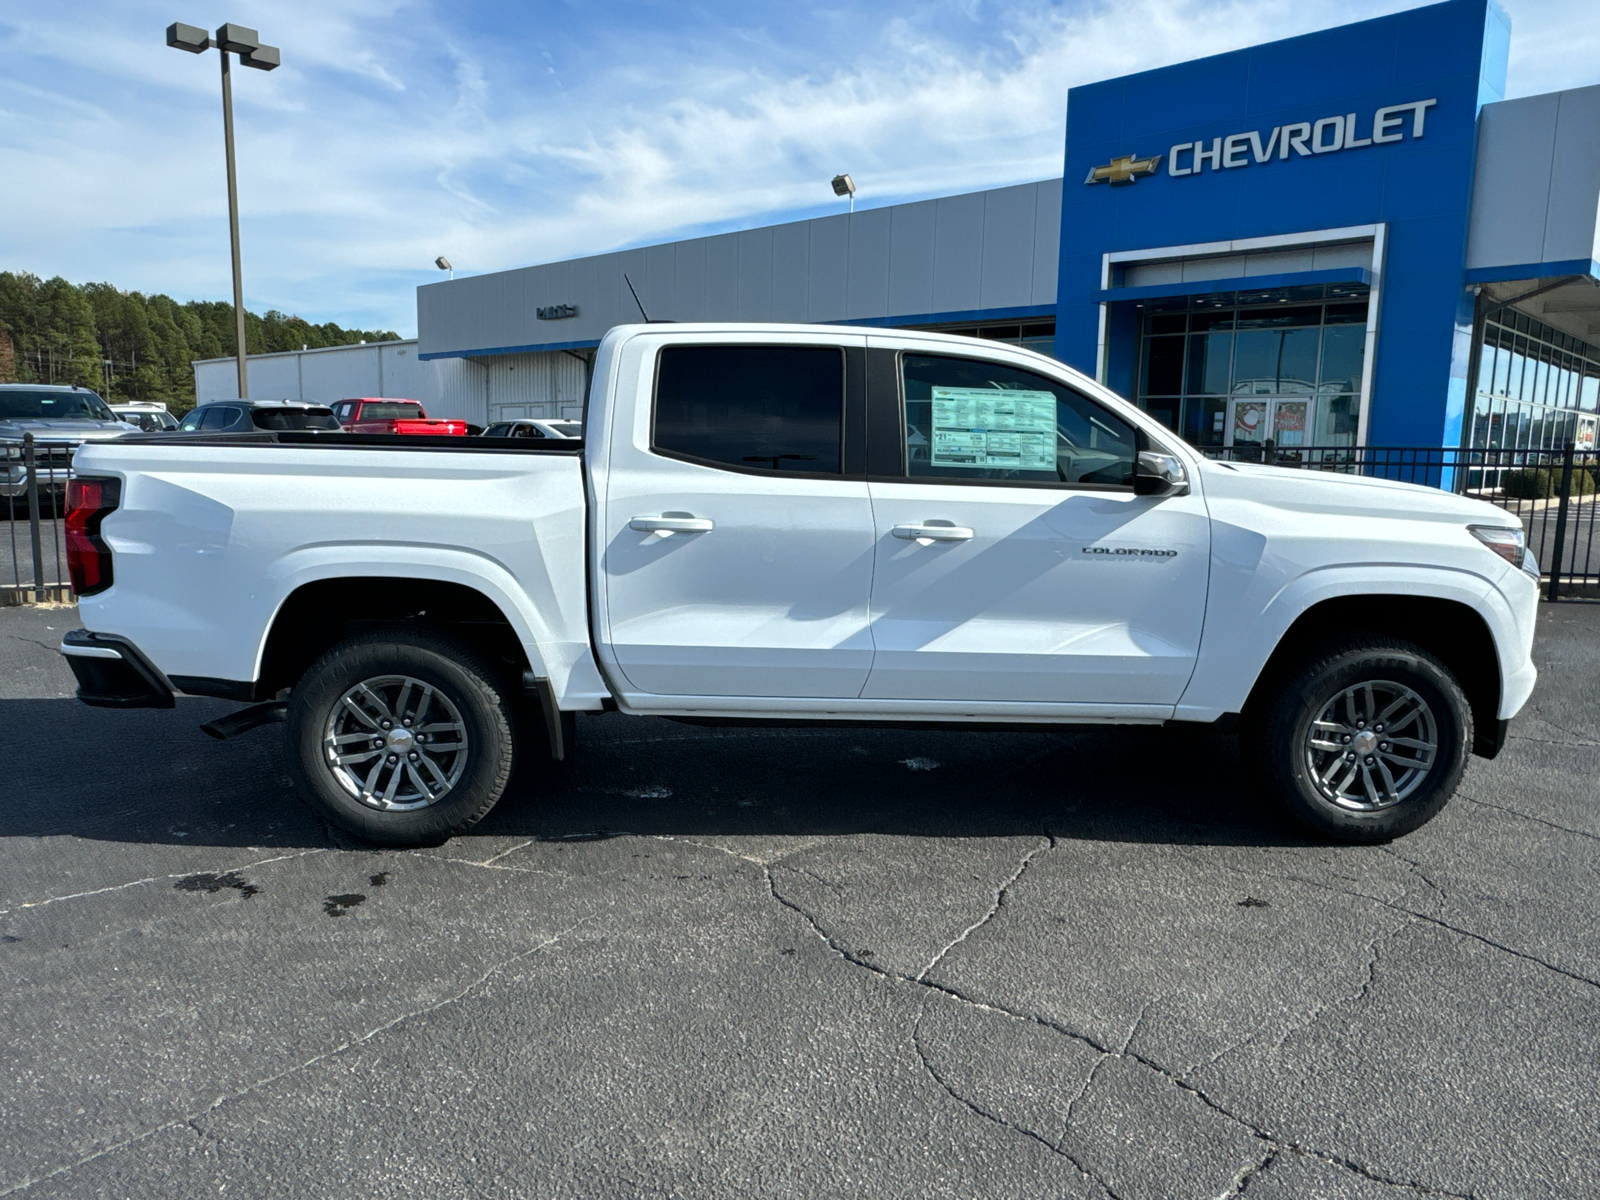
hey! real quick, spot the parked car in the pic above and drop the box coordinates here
[483,418,583,440]
[177,401,343,433]
[330,398,466,436]
[110,403,179,432]
[1,383,139,497]
[61,323,1540,848]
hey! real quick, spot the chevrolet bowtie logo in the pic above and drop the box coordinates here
[1085,154,1161,186]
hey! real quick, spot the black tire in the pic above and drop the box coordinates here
[285,627,517,846]
[1249,637,1472,843]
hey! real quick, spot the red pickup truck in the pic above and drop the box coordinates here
[331,398,467,436]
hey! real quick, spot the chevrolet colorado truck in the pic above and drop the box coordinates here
[59,324,1540,845]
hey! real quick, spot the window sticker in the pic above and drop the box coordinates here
[929,387,1057,470]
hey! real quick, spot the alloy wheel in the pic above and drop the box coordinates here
[1305,679,1438,812]
[321,674,469,811]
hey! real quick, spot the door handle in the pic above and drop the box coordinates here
[892,522,974,543]
[630,515,714,535]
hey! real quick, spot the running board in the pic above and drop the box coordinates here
[201,701,288,741]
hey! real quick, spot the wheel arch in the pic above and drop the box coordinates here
[1242,593,1502,756]
[256,576,537,700]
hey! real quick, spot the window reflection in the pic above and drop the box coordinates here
[1133,286,1370,450]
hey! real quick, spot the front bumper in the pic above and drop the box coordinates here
[2,446,76,497]
[59,630,175,708]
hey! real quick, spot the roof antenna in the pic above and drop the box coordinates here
[623,274,650,322]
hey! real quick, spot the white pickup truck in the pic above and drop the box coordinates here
[60,323,1540,845]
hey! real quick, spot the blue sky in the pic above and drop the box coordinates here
[3,0,1596,336]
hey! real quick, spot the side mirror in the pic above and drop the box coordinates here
[1134,450,1189,497]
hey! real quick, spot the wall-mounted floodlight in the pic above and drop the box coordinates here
[166,20,281,399]
[435,256,454,280]
[831,173,856,214]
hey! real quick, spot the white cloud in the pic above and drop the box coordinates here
[1,0,1595,335]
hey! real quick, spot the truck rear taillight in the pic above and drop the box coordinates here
[65,477,121,595]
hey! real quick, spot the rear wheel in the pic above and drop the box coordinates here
[1250,637,1472,843]
[286,628,516,845]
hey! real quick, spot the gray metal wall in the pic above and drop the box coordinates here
[1468,84,1600,273]
[194,341,488,424]
[417,179,1063,359]
[487,352,588,423]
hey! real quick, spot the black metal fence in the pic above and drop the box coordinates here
[4,434,1598,606]
[1214,440,1600,599]
[3,435,73,606]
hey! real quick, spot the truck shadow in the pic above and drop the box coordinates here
[0,699,1308,850]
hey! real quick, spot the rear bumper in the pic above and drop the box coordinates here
[59,629,175,708]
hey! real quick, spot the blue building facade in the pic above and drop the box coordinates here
[1060,0,1507,450]
[415,0,1600,452]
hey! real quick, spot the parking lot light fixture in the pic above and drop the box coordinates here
[435,256,454,281]
[831,173,856,214]
[165,20,280,400]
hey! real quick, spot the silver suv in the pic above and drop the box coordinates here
[1,384,139,496]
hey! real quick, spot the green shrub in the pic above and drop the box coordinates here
[1498,466,1599,499]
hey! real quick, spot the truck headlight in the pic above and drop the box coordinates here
[1468,524,1531,575]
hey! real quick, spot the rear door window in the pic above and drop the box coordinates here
[653,345,843,475]
[198,406,235,431]
[901,354,1137,487]
[252,408,341,430]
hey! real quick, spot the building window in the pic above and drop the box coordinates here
[1468,311,1600,465]
[1133,286,1368,451]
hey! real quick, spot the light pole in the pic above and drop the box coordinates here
[166,22,279,399]
[831,173,856,214]
[435,256,454,281]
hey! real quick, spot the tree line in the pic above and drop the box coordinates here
[0,271,400,414]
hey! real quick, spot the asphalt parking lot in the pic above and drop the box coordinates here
[3,603,1598,1199]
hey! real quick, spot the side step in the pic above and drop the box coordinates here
[201,701,288,741]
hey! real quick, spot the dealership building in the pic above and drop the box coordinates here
[203,0,1600,454]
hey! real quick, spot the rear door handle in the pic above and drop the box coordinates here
[892,522,974,543]
[630,515,714,534]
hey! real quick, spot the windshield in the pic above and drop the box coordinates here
[0,389,116,422]
[252,408,342,431]
[359,402,423,420]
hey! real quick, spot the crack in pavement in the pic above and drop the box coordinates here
[1199,855,1600,994]
[0,916,592,1197]
[760,851,1480,1199]
[1459,793,1600,844]
[0,849,327,918]
[910,995,1125,1200]
[915,835,1053,982]
[1216,1148,1277,1199]
[1375,845,1449,909]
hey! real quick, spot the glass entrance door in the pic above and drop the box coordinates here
[1226,397,1310,448]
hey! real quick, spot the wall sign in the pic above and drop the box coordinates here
[536,304,579,320]
[1085,98,1436,186]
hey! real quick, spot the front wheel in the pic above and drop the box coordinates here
[1250,637,1472,843]
[285,628,516,845]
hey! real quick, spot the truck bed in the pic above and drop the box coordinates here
[69,434,607,710]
